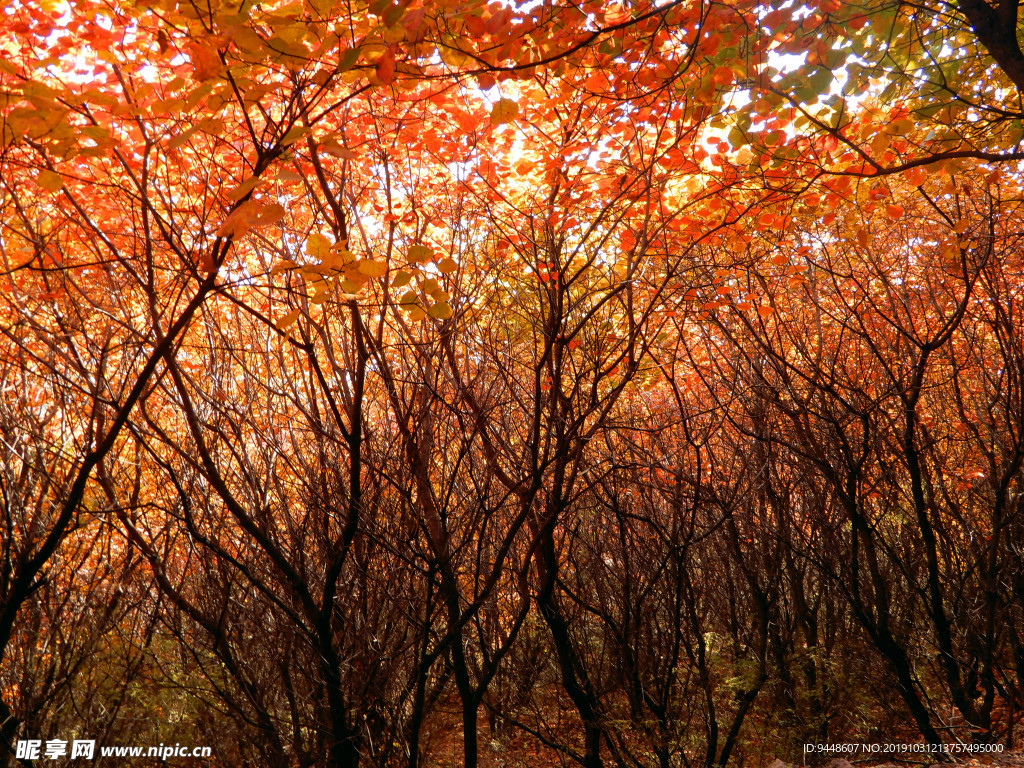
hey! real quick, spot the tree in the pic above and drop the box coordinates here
[4,0,1024,766]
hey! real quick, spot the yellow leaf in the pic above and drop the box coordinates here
[229,26,266,54]
[276,309,300,329]
[886,118,914,136]
[490,98,519,126]
[436,257,458,274]
[169,127,197,150]
[37,169,64,192]
[408,244,433,263]
[273,21,306,45]
[870,132,891,154]
[427,301,453,319]
[80,125,111,142]
[391,270,412,288]
[216,199,260,237]
[439,41,470,69]
[271,259,299,275]
[383,25,405,44]
[281,125,310,146]
[185,82,216,110]
[320,142,355,159]
[257,203,287,224]
[322,250,349,270]
[226,176,260,201]
[357,259,387,278]
[306,232,333,258]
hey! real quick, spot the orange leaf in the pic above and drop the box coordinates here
[711,66,734,87]
[376,48,396,85]
[188,41,222,81]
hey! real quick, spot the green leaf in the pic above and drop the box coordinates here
[383,1,404,27]
[807,66,833,97]
[338,46,361,72]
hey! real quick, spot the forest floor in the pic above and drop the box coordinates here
[418,711,1024,768]
[780,753,1024,768]
[417,699,1023,768]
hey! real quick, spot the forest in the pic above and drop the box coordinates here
[2,0,1024,765]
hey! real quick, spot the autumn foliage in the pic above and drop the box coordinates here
[2,0,1024,766]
